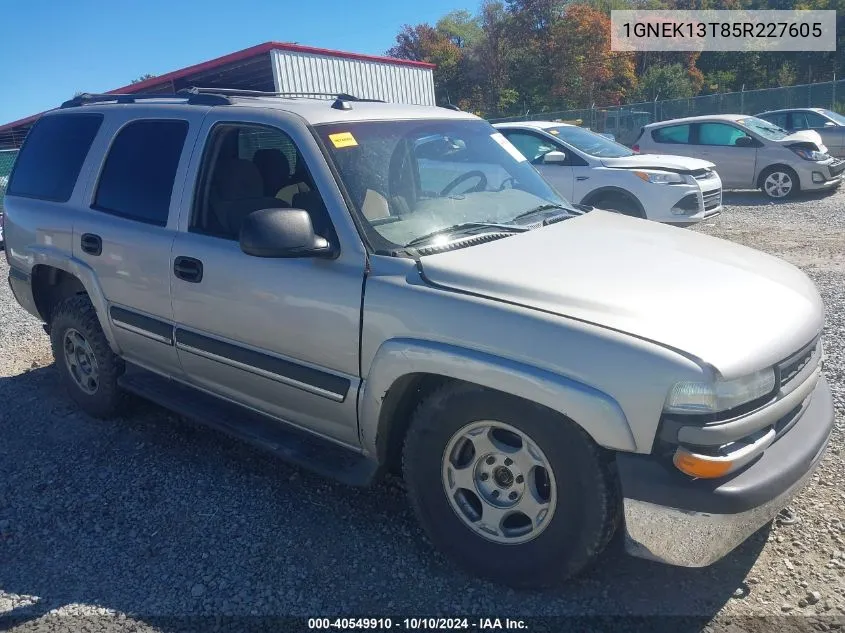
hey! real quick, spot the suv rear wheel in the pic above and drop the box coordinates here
[403,383,620,587]
[50,295,125,418]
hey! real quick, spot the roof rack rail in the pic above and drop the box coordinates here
[60,92,231,109]
[181,86,386,103]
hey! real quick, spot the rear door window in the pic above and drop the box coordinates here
[93,119,188,226]
[651,124,690,144]
[760,112,789,129]
[7,114,103,202]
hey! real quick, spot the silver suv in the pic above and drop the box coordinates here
[3,90,834,587]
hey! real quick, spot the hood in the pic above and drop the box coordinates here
[600,154,715,172]
[778,130,827,152]
[418,211,823,378]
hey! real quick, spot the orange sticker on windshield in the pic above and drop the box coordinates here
[329,132,358,148]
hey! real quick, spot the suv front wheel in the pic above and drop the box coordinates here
[50,295,125,418]
[403,383,620,587]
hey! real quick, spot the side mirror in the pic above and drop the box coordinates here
[824,121,837,127]
[239,208,335,258]
[734,136,756,148]
[542,150,567,165]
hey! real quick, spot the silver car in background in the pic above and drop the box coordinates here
[634,114,845,199]
[757,108,845,158]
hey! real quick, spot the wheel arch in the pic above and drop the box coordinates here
[24,249,119,352]
[359,338,637,471]
[756,163,799,190]
[580,187,645,215]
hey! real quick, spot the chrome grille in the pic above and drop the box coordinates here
[692,169,715,181]
[778,338,820,388]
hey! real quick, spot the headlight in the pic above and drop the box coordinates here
[790,147,829,161]
[633,170,686,184]
[663,368,776,415]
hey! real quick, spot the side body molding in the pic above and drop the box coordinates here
[358,338,637,461]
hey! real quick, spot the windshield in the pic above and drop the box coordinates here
[737,116,788,140]
[316,119,574,250]
[547,125,633,158]
[820,109,845,126]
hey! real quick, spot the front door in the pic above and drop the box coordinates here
[170,112,367,446]
[791,111,845,157]
[502,130,575,200]
[693,122,758,188]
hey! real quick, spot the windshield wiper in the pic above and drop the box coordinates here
[404,222,527,248]
[510,203,577,224]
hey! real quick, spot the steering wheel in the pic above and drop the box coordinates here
[440,170,488,196]
[497,176,516,191]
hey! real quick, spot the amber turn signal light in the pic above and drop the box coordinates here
[673,449,733,479]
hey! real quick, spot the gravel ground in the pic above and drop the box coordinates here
[0,189,844,633]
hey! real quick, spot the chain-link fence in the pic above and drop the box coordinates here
[490,79,845,146]
[0,149,18,213]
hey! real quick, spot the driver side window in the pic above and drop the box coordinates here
[191,123,330,241]
[502,131,557,163]
[793,111,828,130]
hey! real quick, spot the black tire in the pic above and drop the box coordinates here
[403,382,620,588]
[758,165,800,200]
[592,192,645,218]
[50,295,125,418]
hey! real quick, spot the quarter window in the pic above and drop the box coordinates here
[651,125,690,144]
[7,114,103,202]
[94,120,188,226]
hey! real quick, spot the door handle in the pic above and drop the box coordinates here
[576,176,590,181]
[80,233,102,256]
[173,256,203,283]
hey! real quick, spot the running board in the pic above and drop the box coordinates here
[117,364,378,487]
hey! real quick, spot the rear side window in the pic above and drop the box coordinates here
[651,124,690,144]
[94,120,188,226]
[761,112,788,129]
[8,114,103,202]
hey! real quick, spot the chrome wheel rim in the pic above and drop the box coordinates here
[441,420,557,545]
[764,171,793,198]
[63,328,99,395]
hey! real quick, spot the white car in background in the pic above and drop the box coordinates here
[494,121,722,224]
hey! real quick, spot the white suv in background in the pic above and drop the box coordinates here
[494,121,722,225]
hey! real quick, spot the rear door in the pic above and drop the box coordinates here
[74,109,204,377]
[643,123,695,158]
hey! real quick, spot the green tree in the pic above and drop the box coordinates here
[633,63,695,101]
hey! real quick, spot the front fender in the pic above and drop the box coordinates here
[359,338,637,462]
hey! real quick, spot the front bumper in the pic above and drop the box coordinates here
[618,376,833,567]
[795,158,845,191]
